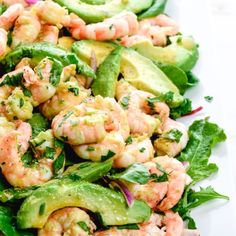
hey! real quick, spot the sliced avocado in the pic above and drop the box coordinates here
[72,40,183,107]
[17,181,151,229]
[0,160,113,203]
[54,0,152,23]
[0,42,95,79]
[130,36,199,72]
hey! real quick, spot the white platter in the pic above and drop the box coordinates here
[166,0,236,235]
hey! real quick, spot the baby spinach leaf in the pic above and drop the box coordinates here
[170,98,192,119]
[173,185,229,229]
[178,118,227,183]
[109,164,150,185]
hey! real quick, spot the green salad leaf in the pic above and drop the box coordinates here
[170,98,192,119]
[109,164,150,184]
[186,71,199,87]
[178,118,227,183]
[173,185,229,229]
[0,206,34,236]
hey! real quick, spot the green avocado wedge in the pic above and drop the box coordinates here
[72,40,183,107]
[17,181,151,229]
[0,42,96,79]
[54,0,152,23]
[130,35,199,72]
[92,46,123,97]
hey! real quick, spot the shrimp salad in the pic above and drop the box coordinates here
[0,0,228,236]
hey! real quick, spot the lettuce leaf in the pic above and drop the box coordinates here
[178,118,226,183]
[173,185,229,229]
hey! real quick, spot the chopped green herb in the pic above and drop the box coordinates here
[68,173,81,181]
[162,129,183,143]
[53,152,65,175]
[22,86,32,97]
[21,151,38,167]
[149,163,169,182]
[101,150,115,161]
[177,37,182,43]
[147,91,174,108]
[44,147,56,160]
[39,202,46,216]
[109,163,150,184]
[109,24,113,30]
[139,147,146,153]
[170,98,192,119]
[68,87,79,96]
[58,111,74,128]
[86,146,95,152]
[0,72,23,87]
[125,136,133,145]
[204,96,213,103]
[117,224,139,230]
[54,138,65,149]
[19,98,24,108]
[77,221,90,232]
[120,96,130,109]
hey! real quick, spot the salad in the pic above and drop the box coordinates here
[0,0,228,235]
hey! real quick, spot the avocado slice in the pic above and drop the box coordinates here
[54,0,152,23]
[17,180,151,229]
[72,40,183,107]
[130,36,199,72]
[0,42,96,79]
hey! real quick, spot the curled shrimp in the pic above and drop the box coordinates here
[69,11,139,41]
[40,65,90,120]
[37,25,59,45]
[0,122,63,188]
[38,207,96,236]
[154,118,189,157]
[72,131,125,162]
[116,80,169,137]
[121,14,179,47]
[0,3,24,30]
[113,136,154,168]
[52,96,129,146]
[0,28,7,57]
[11,10,41,47]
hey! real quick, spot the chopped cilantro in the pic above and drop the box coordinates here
[44,147,56,160]
[117,224,139,230]
[162,129,183,143]
[204,96,213,103]
[68,87,79,96]
[86,146,95,152]
[19,98,24,108]
[139,147,146,153]
[109,24,113,30]
[53,152,65,175]
[120,96,130,109]
[147,91,174,108]
[77,221,90,232]
[39,202,46,216]
[125,136,133,145]
[101,150,115,161]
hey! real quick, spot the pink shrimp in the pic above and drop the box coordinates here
[70,11,139,41]
[154,118,189,157]
[116,80,170,137]
[11,10,41,47]
[121,14,179,47]
[37,25,59,44]
[0,3,24,30]
[0,28,7,57]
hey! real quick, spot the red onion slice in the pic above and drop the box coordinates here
[25,0,39,4]
[183,106,203,117]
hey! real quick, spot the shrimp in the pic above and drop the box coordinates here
[11,10,41,47]
[52,96,129,145]
[70,11,139,41]
[116,80,170,136]
[0,122,63,188]
[2,0,29,7]
[37,25,59,45]
[113,136,154,168]
[38,207,96,236]
[154,156,186,211]
[0,29,7,57]
[0,3,24,30]
[34,0,67,28]
[121,14,179,47]
[40,66,90,120]
[72,131,125,162]
[154,118,189,157]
